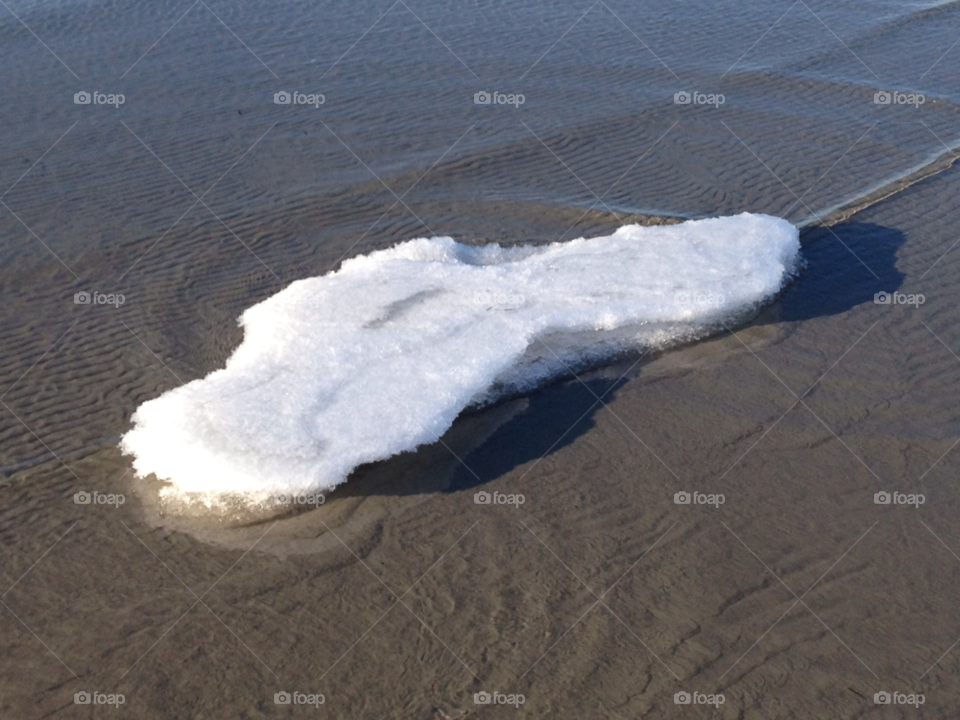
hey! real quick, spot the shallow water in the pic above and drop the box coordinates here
[3,2,960,718]
[2,0,959,471]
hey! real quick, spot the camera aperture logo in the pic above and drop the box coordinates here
[74,91,125,108]
[74,291,125,308]
[874,90,925,108]
[474,90,525,108]
[274,690,324,707]
[674,90,725,108]
[74,691,125,707]
[474,690,525,708]
[274,90,324,108]
[874,690,924,707]
[874,490,925,508]
[674,490,724,508]
[74,491,125,508]
[474,490,524,508]
[674,690,725,707]
[874,290,924,307]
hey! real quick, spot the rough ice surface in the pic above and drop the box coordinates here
[120,213,800,507]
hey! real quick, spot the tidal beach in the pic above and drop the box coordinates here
[2,1,960,718]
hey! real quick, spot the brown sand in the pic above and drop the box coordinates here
[3,156,960,719]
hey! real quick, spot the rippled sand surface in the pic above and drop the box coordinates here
[2,1,960,717]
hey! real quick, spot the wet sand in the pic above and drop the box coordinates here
[4,156,960,717]
[4,1,960,717]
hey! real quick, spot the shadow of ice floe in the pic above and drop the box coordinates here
[780,221,906,322]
